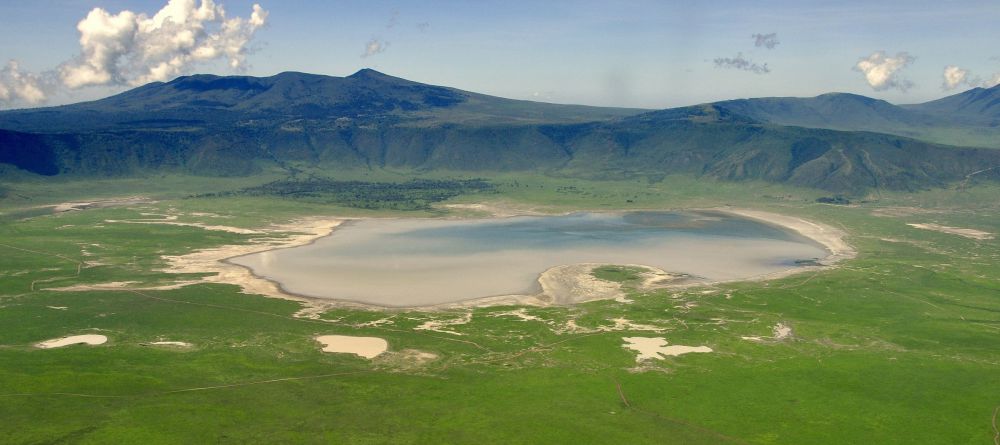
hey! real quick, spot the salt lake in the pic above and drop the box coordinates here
[228,211,828,307]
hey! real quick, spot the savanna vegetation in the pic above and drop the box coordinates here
[1,172,997,444]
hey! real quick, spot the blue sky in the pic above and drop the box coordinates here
[2,0,999,109]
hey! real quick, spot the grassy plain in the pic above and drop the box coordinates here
[0,172,998,444]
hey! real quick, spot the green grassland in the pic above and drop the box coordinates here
[1,173,998,444]
[591,266,647,285]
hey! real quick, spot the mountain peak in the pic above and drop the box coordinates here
[813,92,885,105]
[815,92,863,98]
[344,68,421,88]
[348,68,391,80]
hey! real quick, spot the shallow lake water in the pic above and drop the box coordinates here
[229,211,828,307]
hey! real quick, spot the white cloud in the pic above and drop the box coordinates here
[942,65,971,90]
[59,8,139,88]
[752,33,779,50]
[987,73,1000,88]
[0,61,53,107]
[940,65,1000,90]
[530,90,555,101]
[713,53,770,74]
[362,38,388,58]
[853,51,915,91]
[61,0,269,88]
[0,0,268,108]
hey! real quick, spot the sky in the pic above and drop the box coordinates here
[1,0,999,110]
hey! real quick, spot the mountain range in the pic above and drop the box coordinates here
[1,69,999,195]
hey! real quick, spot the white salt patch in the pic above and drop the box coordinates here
[391,349,439,364]
[773,323,792,339]
[603,318,665,333]
[46,306,68,310]
[48,281,137,292]
[104,219,261,234]
[907,223,993,240]
[315,335,388,359]
[622,337,712,361]
[490,309,542,322]
[740,323,792,342]
[150,341,192,347]
[412,351,438,361]
[36,334,108,349]
[355,317,395,328]
[415,312,472,336]
[557,319,589,334]
[554,317,665,335]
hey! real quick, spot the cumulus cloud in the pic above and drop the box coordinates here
[938,62,1000,90]
[942,65,1000,90]
[752,33,779,49]
[61,0,269,88]
[942,65,970,90]
[0,0,267,108]
[713,53,770,74]
[0,61,55,107]
[362,38,388,58]
[853,51,915,91]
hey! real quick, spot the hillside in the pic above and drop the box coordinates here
[1,70,999,195]
[0,70,644,132]
[904,83,1000,122]
[712,93,931,132]
[711,91,1000,148]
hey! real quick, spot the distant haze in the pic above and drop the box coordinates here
[2,1,999,109]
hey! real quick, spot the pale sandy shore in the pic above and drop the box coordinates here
[50,281,138,291]
[135,206,855,312]
[713,208,855,265]
[906,223,994,240]
[162,217,346,305]
[622,337,713,361]
[104,219,262,234]
[49,196,152,213]
[315,335,388,359]
[149,341,193,347]
[537,263,693,306]
[36,334,108,349]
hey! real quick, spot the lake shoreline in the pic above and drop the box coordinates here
[158,206,855,312]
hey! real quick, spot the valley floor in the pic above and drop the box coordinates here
[0,174,998,444]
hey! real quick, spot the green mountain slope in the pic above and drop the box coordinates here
[0,70,644,133]
[903,83,1000,122]
[1,70,999,195]
[712,91,1000,148]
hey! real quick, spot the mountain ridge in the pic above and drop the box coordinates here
[1,69,999,195]
[904,83,1000,121]
[707,90,999,148]
[0,70,645,132]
